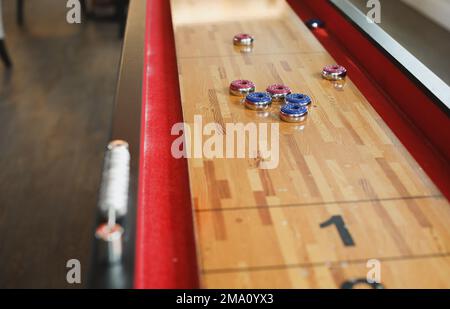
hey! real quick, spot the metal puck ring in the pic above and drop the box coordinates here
[280,103,308,123]
[266,84,292,102]
[322,64,347,81]
[95,223,124,264]
[285,93,312,107]
[233,33,254,46]
[230,79,256,96]
[245,92,272,111]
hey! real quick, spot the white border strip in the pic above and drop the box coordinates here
[330,0,450,109]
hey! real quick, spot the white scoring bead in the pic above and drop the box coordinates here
[99,140,130,219]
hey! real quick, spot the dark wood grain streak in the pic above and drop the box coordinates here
[254,191,273,225]
[287,136,321,198]
[204,161,227,240]
[208,89,226,135]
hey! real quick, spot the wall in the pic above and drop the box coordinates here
[401,0,450,31]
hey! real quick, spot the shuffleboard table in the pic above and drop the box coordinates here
[88,0,450,289]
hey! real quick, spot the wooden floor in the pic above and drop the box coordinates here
[0,0,121,288]
[170,0,450,288]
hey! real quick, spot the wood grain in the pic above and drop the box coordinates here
[170,0,450,288]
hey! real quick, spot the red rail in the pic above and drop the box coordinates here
[135,0,199,289]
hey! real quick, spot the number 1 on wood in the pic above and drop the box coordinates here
[320,215,355,247]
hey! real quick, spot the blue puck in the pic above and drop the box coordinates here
[245,92,272,111]
[246,92,272,103]
[280,103,308,123]
[285,93,312,107]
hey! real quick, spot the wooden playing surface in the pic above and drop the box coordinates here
[169,0,450,288]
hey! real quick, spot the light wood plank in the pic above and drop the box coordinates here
[170,0,450,288]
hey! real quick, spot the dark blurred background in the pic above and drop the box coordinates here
[0,0,125,288]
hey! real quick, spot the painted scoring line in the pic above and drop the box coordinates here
[194,194,445,213]
[178,50,326,60]
[201,252,450,274]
